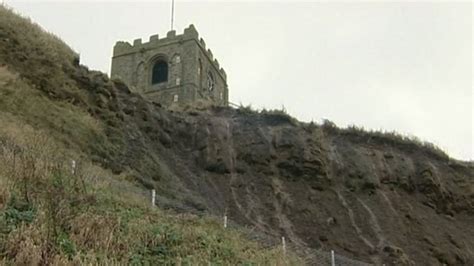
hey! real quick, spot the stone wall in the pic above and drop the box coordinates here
[110,25,228,107]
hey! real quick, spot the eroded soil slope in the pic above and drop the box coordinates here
[1,5,473,265]
[149,108,474,265]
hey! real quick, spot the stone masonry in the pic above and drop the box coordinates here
[111,25,228,107]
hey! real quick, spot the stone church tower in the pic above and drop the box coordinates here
[111,25,228,107]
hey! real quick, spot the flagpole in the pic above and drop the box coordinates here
[171,0,175,31]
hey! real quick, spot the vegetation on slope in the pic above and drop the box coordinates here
[1,4,472,265]
[235,103,453,163]
[0,6,296,265]
[0,121,293,264]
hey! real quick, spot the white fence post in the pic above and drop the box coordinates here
[282,236,286,256]
[71,160,76,175]
[331,250,336,266]
[151,189,156,207]
[223,215,227,228]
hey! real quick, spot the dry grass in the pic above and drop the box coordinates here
[0,66,17,86]
[0,5,76,71]
[0,66,104,156]
[320,119,449,160]
[0,120,301,265]
[0,4,306,264]
[234,104,448,160]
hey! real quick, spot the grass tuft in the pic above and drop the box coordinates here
[0,120,300,264]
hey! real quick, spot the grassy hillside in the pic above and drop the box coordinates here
[0,123,293,264]
[1,4,473,265]
[0,6,297,265]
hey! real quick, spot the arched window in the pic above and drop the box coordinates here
[206,71,215,91]
[152,60,168,84]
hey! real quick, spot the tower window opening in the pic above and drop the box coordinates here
[198,59,203,90]
[207,71,215,91]
[152,60,168,84]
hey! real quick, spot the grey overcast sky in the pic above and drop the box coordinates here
[5,1,473,160]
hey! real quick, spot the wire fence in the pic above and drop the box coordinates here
[81,159,375,266]
[140,185,375,266]
[300,249,373,266]
[283,240,373,266]
[88,160,372,266]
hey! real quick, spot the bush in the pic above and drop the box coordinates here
[3,195,36,231]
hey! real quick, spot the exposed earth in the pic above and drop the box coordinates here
[0,5,473,265]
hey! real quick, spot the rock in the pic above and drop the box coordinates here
[326,217,337,226]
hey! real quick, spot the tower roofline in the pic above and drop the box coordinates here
[112,24,226,82]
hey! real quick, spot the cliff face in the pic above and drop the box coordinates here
[142,107,473,265]
[1,6,473,265]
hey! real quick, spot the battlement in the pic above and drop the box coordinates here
[111,23,229,107]
[113,25,198,57]
[113,24,226,80]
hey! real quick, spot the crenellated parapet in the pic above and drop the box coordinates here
[113,41,133,57]
[207,49,213,61]
[196,43,226,79]
[113,24,200,57]
[111,23,229,108]
[199,38,206,50]
[113,24,226,81]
